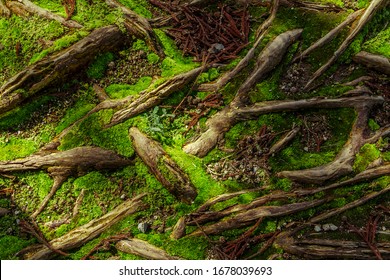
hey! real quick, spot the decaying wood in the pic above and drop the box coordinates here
[353,51,390,75]
[0,146,133,217]
[304,0,387,90]
[188,198,328,237]
[19,194,147,259]
[6,0,83,28]
[267,125,300,156]
[232,28,303,106]
[0,25,125,116]
[170,216,187,239]
[188,190,296,227]
[295,163,390,196]
[276,238,390,259]
[116,238,180,260]
[197,0,280,92]
[184,95,383,158]
[0,0,10,17]
[292,9,363,63]
[278,105,388,184]
[105,0,163,56]
[129,127,197,204]
[106,66,204,128]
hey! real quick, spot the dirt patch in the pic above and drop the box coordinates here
[298,113,332,152]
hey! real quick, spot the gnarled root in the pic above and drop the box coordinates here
[129,127,197,204]
[353,51,390,75]
[0,25,125,115]
[18,194,147,259]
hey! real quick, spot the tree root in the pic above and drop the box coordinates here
[277,108,389,184]
[0,0,10,17]
[17,193,147,259]
[304,0,387,90]
[105,66,204,128]
[184,95,383,158]
[0,25,125,116]
[116,238,181,260]
[188,198,329,237]
[353,51,390,75]
[292,9,364,64]
[105,0,163,56]
[0,146,134,217]
[197,0,280,92]
[129,127,197,204]
[5,0,83,28]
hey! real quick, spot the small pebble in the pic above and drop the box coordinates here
[303,147,309,152]
[314,225,322,232]
[137,222,150,233]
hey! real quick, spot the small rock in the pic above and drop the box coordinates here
[137,222,150,233]
[322,224,330,231]
[303,147,309,152]
[120,194,126,200]
[107,61,115,69]
[329,224,338,231]
[314,225,322,232]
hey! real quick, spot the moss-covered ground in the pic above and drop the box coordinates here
[0,0,389,260]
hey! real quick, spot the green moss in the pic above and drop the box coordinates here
[105,76,152,99]
[147,53,160,64]
[119,0,153,18]
[154,29,199,77]
[55,100,95,134]
[0,136,38,161]
[0,235,35,259]
[353,143,381,173]
[87,52,115,79]
[368,119,381,131]
[24,172,54,201]
[363,27,390,57]
[132,39,149,51]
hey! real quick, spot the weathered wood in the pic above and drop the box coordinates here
[267,126,300,156]
[353,51,390,75]
[232,28,303,106]
[19,194,147,259]
[105,0,163,56]
[116,238,180,260]
[188,198,328,236]
[183,95,383,158]
[129,127,197,204]
[304,0,387,90]
[6,0,82,28]
[292,9,363,63]
[106,66,204,128]
[0,25,125,116]
[170,216,187,240]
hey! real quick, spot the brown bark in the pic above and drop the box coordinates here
[6,0,83,28]
[19,194,147,259]
[129,127,197,204]
[353,51,390,75]
[0,0,10,17]
[267,125,300,156]
[0,25,125,116]
[116,238,180,260]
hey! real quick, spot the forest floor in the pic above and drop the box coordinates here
[0,0,389,260]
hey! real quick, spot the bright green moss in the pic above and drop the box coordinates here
[0,235,35,260]
[87,52,115,79]
[119,0,153,18]
[105,76,152,99]
[363,27,390,57]
[147,53,160,64]
[24,172,54,201]
[353,143,381,173]
[55,100,95,134]
[368,119,381,131]
[0,136,38,161]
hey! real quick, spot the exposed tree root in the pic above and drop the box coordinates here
[106,66,204,128]
[277,103,388,184]
[188,198,329,237]
[304,0,386,90]
[0,25,125,115]
[353,51,390,75]
[292,9,364,64]
[184,95,383,158]
[116,238,181,260]
[129,127,197,204]
[18,193,147,259]
[105,0,163,56]
[0,146,134,217]
[295,163,390,196]
[5,0,83,28]
[267,125,300,157]
[197,0,280,92]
